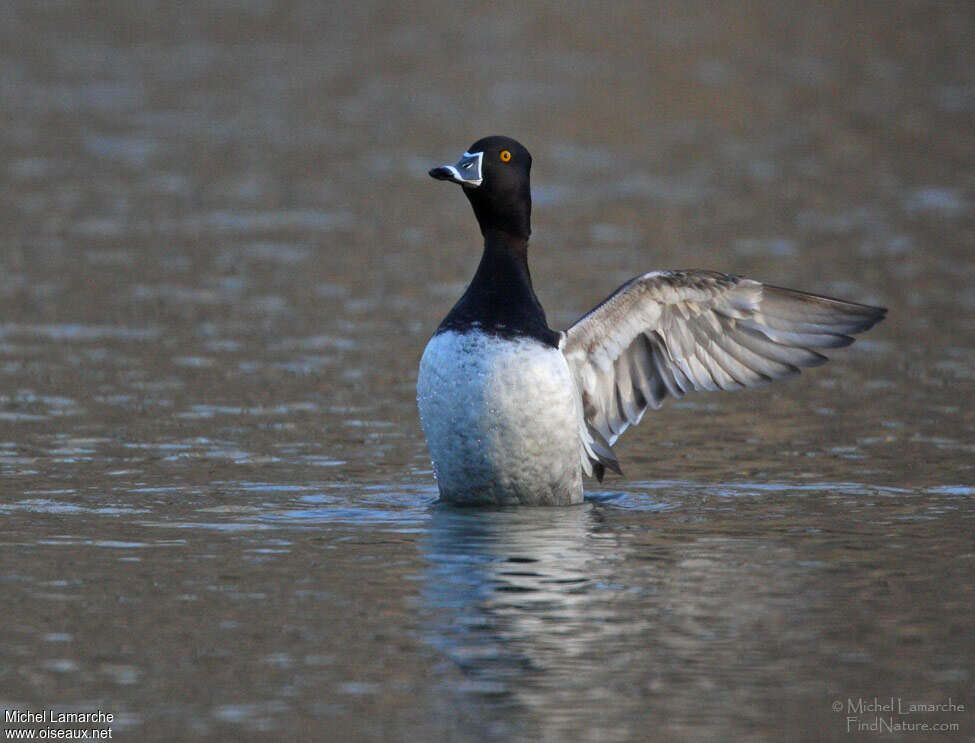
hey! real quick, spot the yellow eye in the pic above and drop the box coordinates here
[500,150,512,162]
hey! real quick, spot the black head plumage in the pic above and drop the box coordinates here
[429,135,533,239]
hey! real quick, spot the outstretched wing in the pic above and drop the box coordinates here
[561,270,886,479]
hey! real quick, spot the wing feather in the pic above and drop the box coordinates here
[561,270,886,477]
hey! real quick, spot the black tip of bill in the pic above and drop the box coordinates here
[428,166,455,181]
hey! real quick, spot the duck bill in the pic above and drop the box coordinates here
[428,151,483,188]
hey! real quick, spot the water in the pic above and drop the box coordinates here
[1,1,973,741]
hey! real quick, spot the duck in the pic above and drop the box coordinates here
[417,136,886,506]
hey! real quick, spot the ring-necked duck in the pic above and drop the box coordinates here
[418,136,886,506]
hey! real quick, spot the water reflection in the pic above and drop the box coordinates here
[417,496,842,741]
[423,504,612,665]
[420,503,627,740]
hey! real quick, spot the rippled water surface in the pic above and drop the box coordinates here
[1,2,973,741]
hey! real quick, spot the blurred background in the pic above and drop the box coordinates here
[0,1,972,741]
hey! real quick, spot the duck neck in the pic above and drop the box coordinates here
[437,230,558,346]
[473,229,533,295]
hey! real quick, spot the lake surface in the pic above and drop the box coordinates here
[1,1,972,741]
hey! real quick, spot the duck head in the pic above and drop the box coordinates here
[429,135,532,239]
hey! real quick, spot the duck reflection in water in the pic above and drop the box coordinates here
[419,502,640,740]
[417,497,820,741]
